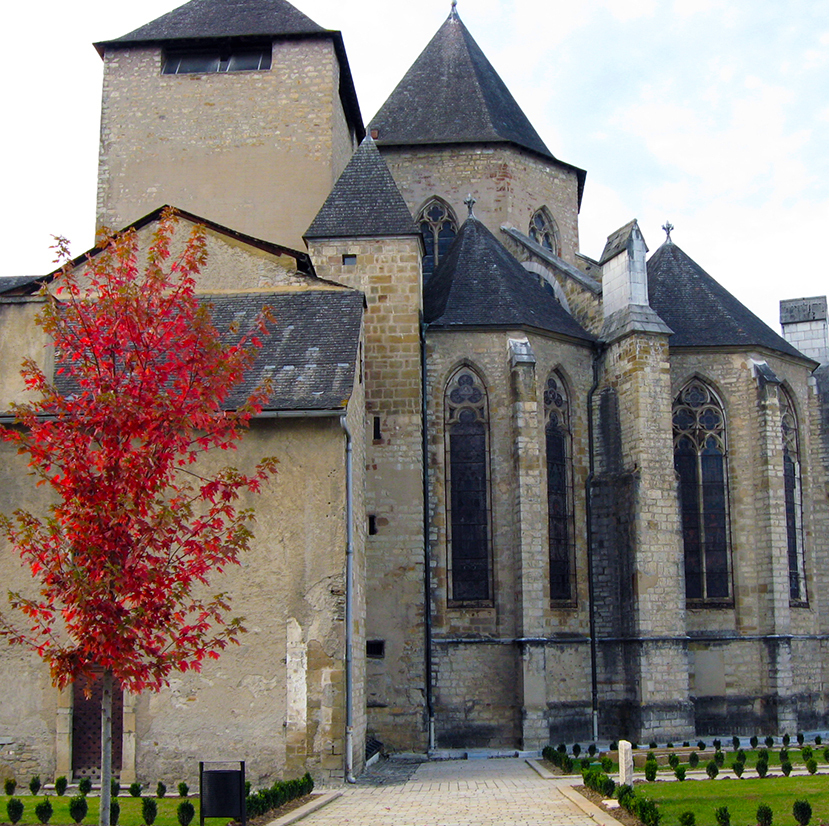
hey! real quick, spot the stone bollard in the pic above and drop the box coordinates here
[619,740,634,787]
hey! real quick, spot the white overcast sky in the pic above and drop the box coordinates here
[2,0,828,332]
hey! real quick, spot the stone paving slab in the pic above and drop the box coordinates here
[299,757,621,826]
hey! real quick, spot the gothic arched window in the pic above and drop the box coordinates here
[418,198,458,283]
[673,379,732,602]
[529,207,561,256]
[781,389,806,603]
[445,367,492,602]
[545,373,575,602]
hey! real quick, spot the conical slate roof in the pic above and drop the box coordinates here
[369,10,553,160]
[648,241,805,359]
[98,0,323,46]
[305,138,419,239]
[424,216,593,342]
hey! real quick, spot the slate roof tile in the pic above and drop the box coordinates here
[648,241,805,359]
[424,216,594,343]
[305,138,419,239]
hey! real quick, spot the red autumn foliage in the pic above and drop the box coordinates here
[0,209,277,694]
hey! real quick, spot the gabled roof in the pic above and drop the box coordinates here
[424,216,593,343]
[369,10,584,195]
[305,138,419,240]
[648,241,806,360]
[0,275,45,296]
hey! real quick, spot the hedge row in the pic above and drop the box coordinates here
[244,773,314,818]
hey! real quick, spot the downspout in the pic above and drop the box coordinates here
[585,343,604,744]
[340,414,356,783]
[421,316,435,751]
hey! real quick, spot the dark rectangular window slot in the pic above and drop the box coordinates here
[368,514,378,535]
[163,47,271,75]
[366,640,385,659]
[342,254,357,266]
[373,416,381,441]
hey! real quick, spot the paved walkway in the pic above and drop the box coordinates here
[298,757,616,826]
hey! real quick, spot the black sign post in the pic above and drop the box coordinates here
[200,761,246,826]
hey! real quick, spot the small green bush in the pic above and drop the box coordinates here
[649,741,658,749]
[793,799,812,826]
[689,751,699,768]
[609,740,618,751]
[78,777,92,797]
[750,735,759,748]
[682,741,690,748]
[111,800,121,826]
[732,736,740,750]
[736,748,746,763]
[780,748,789,762]
[177,801,195,826]
[816,735,822,746]
[732,761,744,778]
[617,784,635,807]
[757,803,773,826]
[714,750,724,766]
[678,811,695,826]
[806,758,818,774]
[156,782,166,799]
[600,756,613,773]
[69,794,89,824]
[756,758,768,778]
[572,743,581,758]
[667,742,674,748]
[129,783,142,798]
[142,797,158,826]
[580,757,591,770]
[636,797,661,826]
[715,805,730,826]
[765,736,774,748]
[6,798,24,826]
[30,776,42,795]
[783,733,791,746]
[111,779,120,798]
[645,760,658,781]
[178,782,189,798]
[824,747,829,763]
[802,745,813,761]
[697,740,706,750]
[713,739,722,751]
[55,777,68,797]
[668,753,680,769]
[4,778,17,796]
[557,743,567,753]
[782,760,793,776]
[797,732,804,746]
[674,766,686,781]
[706,760,719,779]
[758,748,769,762]
[35,798,53,825]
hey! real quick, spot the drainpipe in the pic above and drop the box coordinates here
[585,344,604,744]
[340,415,357,783]
[421,317,435,751]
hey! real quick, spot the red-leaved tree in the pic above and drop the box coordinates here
[0,209,276,824]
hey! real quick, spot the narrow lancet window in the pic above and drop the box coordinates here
[781,389,806,603]
[529,207,561,256]
[445,367,491,602]
[418,198,457,283]
[673,379,732,602]
[544,373,575,602]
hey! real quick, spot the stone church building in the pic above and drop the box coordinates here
[1,0,828,786]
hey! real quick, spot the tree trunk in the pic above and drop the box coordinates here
[100,669,112,826]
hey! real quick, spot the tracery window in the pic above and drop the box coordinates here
[544,373,575,602]
[445,367,492,602]
[781,389,807,603]
[418,198,457,283]
[673,379,732,602]
[529,207,561,256]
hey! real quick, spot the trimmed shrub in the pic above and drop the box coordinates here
[55,777,68,797]
[793,799,812,826]
[697,740,706,750]
[580,757,591,770]
[667,742,674,748]
[557,743,567,753]
[765,736,774,748]
[713,739,722,751]
[757,803,773,826]
[35,798,53,825]
[178,782,189,798]
[649,741,658,750]
[674,766,686,781]
[714,750,725,767]
[732,736,740,751]
[6,798,24,826]
[600,757,613,773]
[783,733,791,746]
[156,782,166,799]
[750,735,759,748]
[816,735,822,746]
[715,805,730,826]
[668,753,679,769]
[806,758,818,774]
[780,748,789,762]
[129,783,142,798]
[616,784,635,808]
[824,747,829,763]
[572,743,581,758]
[30,776,42,795]
[69,794,89,824]
[646,751,656,762]
[4,778,16,796]
[689,751,699,768]
[142,797,158,826]
[678,812,695,826]
[636,797,661,826]
[112,779,120,798]
[645,760,658,782]
[732,761,744,778]
[736,748,746,763]
[682,741,690,748]
[609,741,618,751]
[706,760,719,779]
[244,773,314,819]
[177,801,195,826]
[110,800,120,826]
[78,777,92,797]
[756,758,769,778]
[782,760,793,776]
[758,748,769,762]
[797,732,804,746]
[802,745,813,761]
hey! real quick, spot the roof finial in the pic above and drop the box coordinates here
[450,0,458,17]
[662,220,674,243]
[464,194,476,218]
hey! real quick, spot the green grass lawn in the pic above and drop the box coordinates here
[642,775,829,826]
[1,795,231,826]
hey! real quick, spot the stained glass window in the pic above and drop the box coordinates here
[673,379,732,602]
[545,373,575,602]
[529,208,561,256]
[418,199,458,283]
[781,389,806,603]
[445,367,491,602]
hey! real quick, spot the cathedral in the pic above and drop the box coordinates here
[1,0,828,787]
